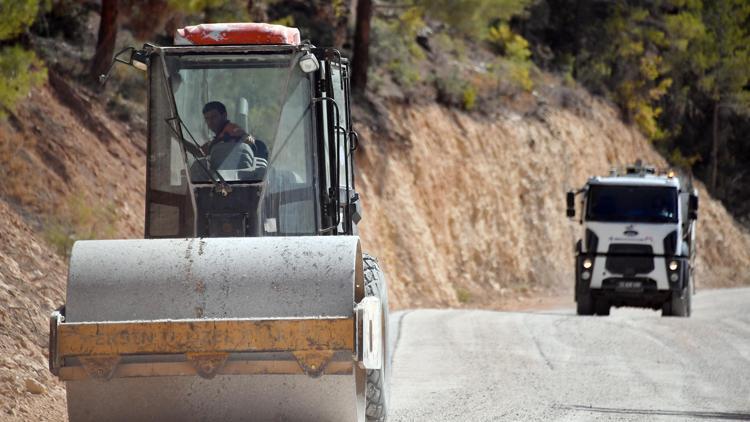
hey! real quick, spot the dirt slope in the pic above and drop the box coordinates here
[0,73,145,232]
[0,76,144,420]
[355,92,750,308]
[0,201,66,420]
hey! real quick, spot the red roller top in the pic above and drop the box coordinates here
[174,23,301,46]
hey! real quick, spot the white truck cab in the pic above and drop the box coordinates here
[567,161,699,316]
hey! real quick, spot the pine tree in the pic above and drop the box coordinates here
[0,0,47,116]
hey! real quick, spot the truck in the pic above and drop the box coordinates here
[566,161,699,317]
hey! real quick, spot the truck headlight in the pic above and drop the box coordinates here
[583,258,593,269]
[668,260,678,271]
[670,273,679,282]
[581,271,591,280]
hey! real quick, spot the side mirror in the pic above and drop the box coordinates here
[130,49,149,71]
[688,194,698,220]
[99,47,149,85]
[566,191,576,218]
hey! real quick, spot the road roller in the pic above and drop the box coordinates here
[48,23,390,422]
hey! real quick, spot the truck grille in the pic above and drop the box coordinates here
[605,244,654,276]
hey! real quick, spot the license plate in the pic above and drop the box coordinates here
[618,281,642,289]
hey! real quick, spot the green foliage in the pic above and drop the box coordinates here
[455,287,472,304]
[168,0,250,22]
[370,7,426,90]
[44,194,118,258]
[528,0,749,143]
[0,0,41,41]
[0,0,48,116]
[332,0,346,19]
[415,0,531,40]
[369,1,537,105]
[573,3,677,140]
[0,45,46,117]
[167,0,223,13]
[700,0,750,104]
[434,67,470,108]
[271,15,295,28]
[488,23,531,62]
[521,0,750,211]
[669,148,701,170]
[462,85,477,111]
[488,23,534,91]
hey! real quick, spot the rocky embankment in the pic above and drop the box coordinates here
[0,77,144,420]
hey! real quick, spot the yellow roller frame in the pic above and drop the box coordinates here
[50,312,356,381]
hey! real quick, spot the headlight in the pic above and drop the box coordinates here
[583,258,593,269]
[299,52,320,73]
[581,271,591,280]
[668,260,678,271]
[670,273,679,282]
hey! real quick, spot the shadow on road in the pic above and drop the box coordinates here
[565,404,750,420]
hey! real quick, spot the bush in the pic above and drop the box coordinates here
[434,67,469,108]
[668,148,701,170]
[44,194,118,257]
[488,23,534,92]
[0,0,41,41]
[370,7,426,92]
[32,0,89,42]
[0,45,47,117]
[416,0,531,40]
[462,85,477,110]
[455,287,472,304]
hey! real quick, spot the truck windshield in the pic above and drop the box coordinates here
[586,185,678,223]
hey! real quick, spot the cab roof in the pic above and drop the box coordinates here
[588,175,681,189]
[174,23,301,46]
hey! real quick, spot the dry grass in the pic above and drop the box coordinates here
[43,193,118,257]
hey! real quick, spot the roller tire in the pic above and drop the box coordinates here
[363,254,390,422]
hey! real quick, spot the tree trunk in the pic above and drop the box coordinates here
[89,0,119,83]
[333,1,351,49]
[351,0,373,94]
[710,102,719,192]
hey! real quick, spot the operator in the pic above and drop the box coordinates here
[191,101,269,170]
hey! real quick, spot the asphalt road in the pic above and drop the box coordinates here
[388,288,750,421]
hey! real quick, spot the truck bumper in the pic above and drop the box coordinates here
[576,254,689,309]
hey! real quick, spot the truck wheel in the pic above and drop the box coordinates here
[661,300,672,316]
[363,254,390,422]
[670,287,691,317]
[594,298,610,316]
[576,290,594,315]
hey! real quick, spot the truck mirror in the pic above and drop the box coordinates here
[688,194,698,220]
[566,191,575,218]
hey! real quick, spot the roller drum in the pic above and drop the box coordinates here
[64,236,364,422]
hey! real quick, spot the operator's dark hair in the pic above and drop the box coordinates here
[202,101,227,115]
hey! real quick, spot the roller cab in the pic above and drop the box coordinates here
[50,23,389,422]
